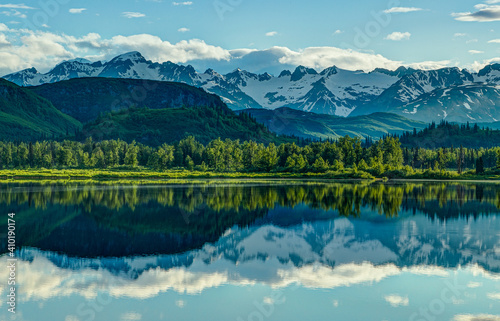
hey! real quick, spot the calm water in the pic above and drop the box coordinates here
[0,181,500,321]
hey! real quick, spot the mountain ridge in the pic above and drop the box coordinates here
[5,52,500,123]
[2,51,409,116]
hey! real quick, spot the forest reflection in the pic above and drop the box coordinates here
[1,181,500,218]
[2,181,500,256]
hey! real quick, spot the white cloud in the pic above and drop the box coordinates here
[487,293,500,301]
[1,9,27,19]
[403,266,449,277]
[403,60,453,70]
[453,314,500,321]
[265,31,278,37]
[173,1,193,5]
[178,27,190,33]
[332,300,339,307]
[0,4,35,9]
[466,282,482,288]
[122,12,146,18]
[276,46,401,71]
[454,33,467,37]
[384,7,423,13]
[65,316,80,321]
[453,4,500,22]
[385,32,411,41]
[0,34,11,47]
[263,297,274,305]
[175,300,186,308]
[467,57,500,72]
[69,8,86,14]
[109,35,230,63]
[384,295,409,307]
[469,50,484,54]
[0,29,233,75]
[120,312,142,321]
[0,28,460,76]
[333,30,343,35]
[488,39,500,43]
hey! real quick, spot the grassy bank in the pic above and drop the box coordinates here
[0,167,499,182]
[0,168,375,181]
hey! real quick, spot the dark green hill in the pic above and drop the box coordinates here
[79,105,290,145]
[398,120,500,148]
[240,107,426,140]
[29,77,227,123]
[0,79,81,140]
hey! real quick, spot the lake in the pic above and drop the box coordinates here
[1,180,499,321]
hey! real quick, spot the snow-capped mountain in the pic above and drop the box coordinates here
[225,65,400,116]
[398,84,500,122]
[5,51,500,122]
[2,51,405,116]
[352,66,500,122]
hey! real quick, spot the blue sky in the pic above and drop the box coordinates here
[1,0,500,75]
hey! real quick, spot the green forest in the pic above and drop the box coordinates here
[1,133,500,179]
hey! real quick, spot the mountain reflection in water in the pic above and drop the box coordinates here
[0,181,499,321]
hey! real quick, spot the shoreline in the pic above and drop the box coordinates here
[0,168,500,183]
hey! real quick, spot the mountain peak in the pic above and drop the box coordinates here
[20,67,38,74]
[63,58,92,64]
[320,66,338,77]
[291,65,318,81]
[204,68,218,76]
[278,70,291,78]
[478,63,500,77]
[259,72,272,81]
[112,51,146,63]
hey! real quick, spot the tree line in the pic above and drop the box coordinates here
[0,135,499,174]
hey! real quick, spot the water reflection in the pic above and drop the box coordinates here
[0,181,499,321]
[1,181,500,257]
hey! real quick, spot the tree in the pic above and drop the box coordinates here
[2,143,12,168]
[257,143,279,172]
[242,141,261,171]
[312,157,329,173]
[358,159,368,171]
[124,141,139,167]
[185,155,194,171]
[16,143,28,167]
[28,142,34,167]
[437,148,446,170]
[91,147,106,168]
[457,145,465,174]
[476,157,485,174]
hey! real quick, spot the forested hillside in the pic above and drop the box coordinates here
[0,79,81,140]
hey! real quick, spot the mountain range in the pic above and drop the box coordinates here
[0,75,431,143]
[0,77,287,145]
[5,51,500,123]
[239,107,426,140]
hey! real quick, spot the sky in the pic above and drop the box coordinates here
[1,0,500,75]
